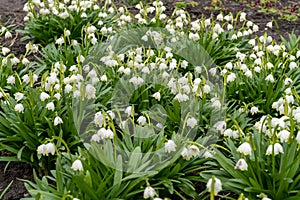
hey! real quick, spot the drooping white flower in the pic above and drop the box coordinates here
[240,12,246,21]
[46,102,55,111]
[152,92,161,101]
[227,73,236,82]
[65,84,73,94]
[85,84,96,99]
[55,37,64,45]
[91,134,101,142]
[137,116,147,125]
[265,74,275,83]
[2,47,10,56]
[71,159,83,171]
[14,103,24,113]
[289,62,297,70]
[14,92,24,102]
[234,158,248,171]
[174,93,189,102]
[105,129,114,139]
[54,93,61,100]
[186,117,197,128]
[189,145,200,157]
[181,147,192,160]
[278,130,290,142]
[266,21,273,29]
[165,140,176,153]
[296,131,300,144]
[266,143,283,155]
[223,129,239,138]
[207,177,222,195]
[143,186,157,199]
[44,143,55,156]
[40,92,50,101]
[7,75,15,84]
[214,121,226,133]
[4,31,12,39]
[250,106,259,115]
[94,112,104,127]
[237,142,252,156]
[203,151,214,158]
[129,76,144,86]
[54,116,63,126]
[37,144,46,155]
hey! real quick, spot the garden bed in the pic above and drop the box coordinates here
[0,0,300,199]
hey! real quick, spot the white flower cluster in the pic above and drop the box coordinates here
[37,142,56,156]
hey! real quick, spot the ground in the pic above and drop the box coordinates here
[0,0,299,199]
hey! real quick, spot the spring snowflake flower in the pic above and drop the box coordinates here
[253,24,259,32]
[45,143,55,156]
[2,47,10,55]
[104,129,114,139]
[204,18,211,27]
[266,143,283,155]
[174,93,189,102]
[181,145,199,160]
[296,131,300,144]
[14,92,24,102]
[94,112,104,126]
[248,39,256,46]
[165,140,176,153]
[235,159,248,171]
[240,12,246,21]
[14,103,24,113]
[7,75,15,84]
[129,76,144,86]
[223,129,239,138]
[265,74,275,83]
[65,84,73,93]
[37,144,46,155]
[4,31,12,39]
[203,151,214,158]
[216,13,223,21]
[237,142,252,156]
[137,116,147,125]
[250,106,259,115]
[91,134,101,142]
[207,177,222,195]
[125,106,132,116]
[46,102,55,111]
[152,92,161,101]
[54,116,63,126]
[289,62,297,70]
[266,21,272,29]
[186,117,197,128]
[37,143,55,156]
[227,73,236,82]
[85,84,96,99]
[100,75,107,82]
[22,58,30,66]
[71,159,83,171]
[55,37,64,45]
[262,197,272,200]
[143,186,157,199]
[278,130,290,142]
[54,93,61,100]
[214,121,226,133]
[181,147,192,160]
[40,92,50,101]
